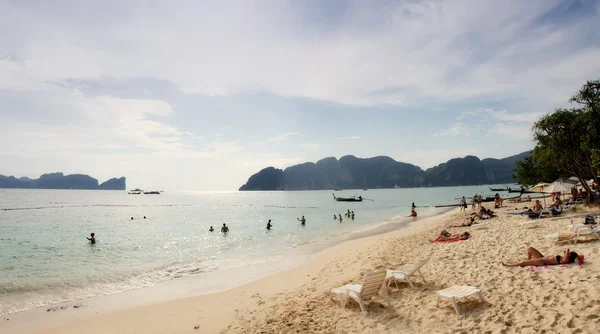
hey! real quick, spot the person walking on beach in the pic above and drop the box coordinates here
[460,197,467,212]
[471,194,477,210]
[221,223,229,234]
[477,195,482,209]
[87,233,96,245]
[297,216,306,225]
[266,219,272,230]
[209,226,214,232]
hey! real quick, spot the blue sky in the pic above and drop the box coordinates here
[1,0,599,190]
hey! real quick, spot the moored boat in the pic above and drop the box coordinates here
[489,187,507,192]
[144,191,161,195]
[128,188,143,194]
[332,193,363,202]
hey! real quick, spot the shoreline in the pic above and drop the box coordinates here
[0,206,453,334]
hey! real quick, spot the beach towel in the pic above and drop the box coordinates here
[433,238,469,244]
[525,263,585,272]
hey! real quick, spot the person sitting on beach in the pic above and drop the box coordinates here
[209,226,214,232]
[449,217,476,228]
[221,223,229,233]
[494,194,503,209]
[407,209,417,217]
[87,233,96,245]
[297,216,306,225]
[550,197,563,208]
[433,231,470,242]
[266,219,272,230]
[502,247,583,267]
[528,200,543,214]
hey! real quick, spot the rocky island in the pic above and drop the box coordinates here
[239,151,529,191]
[0,172,126,190]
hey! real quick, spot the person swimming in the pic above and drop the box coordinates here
[266,219,272,230]
[221,223,229,233]
[143,216,146,219]
[333,214,337,220]
[130,217,134,220]
[87,233,96,245]
[209,226,214,232]
[297,216,306,225]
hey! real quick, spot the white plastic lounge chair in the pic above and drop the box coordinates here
[436,285,486,315]
[386,258,429,289]
[571,225,600,244]
[331,270,391,315]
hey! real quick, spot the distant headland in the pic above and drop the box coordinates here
[239,151,530,191]
[0,172,126,190]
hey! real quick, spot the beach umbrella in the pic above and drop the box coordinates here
[528,183,550,193]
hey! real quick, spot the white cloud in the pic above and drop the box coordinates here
[490,123,534,141]
[1,1,597,107]
[336,136,361,140]
[433,123,471,137]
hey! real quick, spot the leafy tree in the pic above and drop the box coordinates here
[512,155,563,187]
[570,80,600,177]
[532,107,597,202]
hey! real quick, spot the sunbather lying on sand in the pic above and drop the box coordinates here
[432,231,470,242]
[502,247,583,267]
[449,217,476,227]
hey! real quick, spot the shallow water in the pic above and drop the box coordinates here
[0,185,512,314]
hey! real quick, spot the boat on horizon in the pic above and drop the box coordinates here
[489,187,507,192]
[128,188,143,194]
[144,191,161,195]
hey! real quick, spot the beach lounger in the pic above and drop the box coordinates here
[571,225,600,244]
[385,258,429,289]
[331,270,391,315]
[436,285,486,315]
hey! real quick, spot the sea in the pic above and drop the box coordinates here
[0,185,514,315]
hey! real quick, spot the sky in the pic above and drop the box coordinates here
[1,0,600,190]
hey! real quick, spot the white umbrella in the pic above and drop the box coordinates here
[542,182,572,194]
[528,183,550,193]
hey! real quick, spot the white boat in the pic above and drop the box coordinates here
[128,188,143,194]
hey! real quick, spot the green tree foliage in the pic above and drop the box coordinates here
[514,80,600,203]
[512,155,563,187]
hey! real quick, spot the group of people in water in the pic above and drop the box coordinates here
[334,210,355,222]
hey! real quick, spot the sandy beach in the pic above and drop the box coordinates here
[3,203,600,334]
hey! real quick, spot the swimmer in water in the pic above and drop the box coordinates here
[297,216,306,225]
[87,233,96,245]
[130,217,134,220]
[333,214,337,220]
[209,226,214,232]
[267,219,272,230]
[339,214,343,222]
[221,223,229,233]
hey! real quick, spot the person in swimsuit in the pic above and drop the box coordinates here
[338,214,343,222]
[333,214,337,220]
[87,233,96,244]
[221,223,229,233]
[449,217,476,227]
[459,197,467,212]
[266,219,272,230]
[209,226,214,232]
[502,247,581,267]
[351,211,355,220]
[432,231,470,242]
[407,209,417,217]
[297,216,306,225]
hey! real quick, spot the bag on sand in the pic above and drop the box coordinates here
[584,215,596,225]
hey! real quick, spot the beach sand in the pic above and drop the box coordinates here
[5,204,600,333]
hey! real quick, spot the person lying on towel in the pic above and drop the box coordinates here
[502,247,583,267]
[432,230,470,243]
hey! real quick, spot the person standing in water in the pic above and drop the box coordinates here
[333,214,337,220]
[221,223,229,233]
[297,216,306,225]
[209,226,214,232]
[338,214,343,222]
[412,203,416,210]
[351,211,355,220]
[460,197,467,212]
[266,219,272,230]
[87,233,96,245]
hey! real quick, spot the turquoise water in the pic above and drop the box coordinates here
[0,186,512,315]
